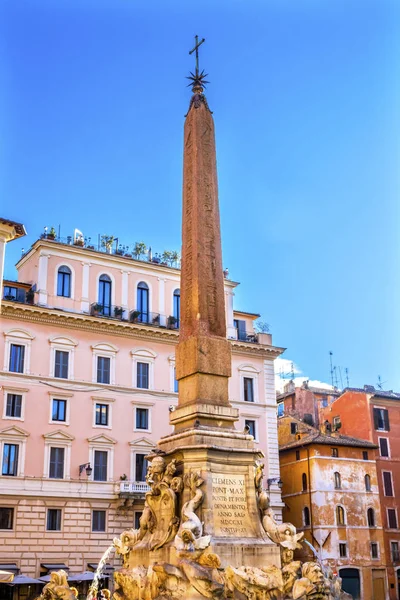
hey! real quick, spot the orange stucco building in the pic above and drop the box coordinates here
[322,386,400,600]
[278,415,386,600]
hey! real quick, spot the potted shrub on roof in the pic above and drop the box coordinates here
[47,227,57,240]
[167,315,177,329]
[133,241,147,261]
[101,235,115,254]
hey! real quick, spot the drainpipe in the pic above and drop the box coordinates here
[307,446,315,558]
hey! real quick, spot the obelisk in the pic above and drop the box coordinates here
[170,42,238,433]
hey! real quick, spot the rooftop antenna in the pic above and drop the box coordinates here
[345,368,350,387]
[329,352,334,387]
[338,366,344,390]
[291,362,295,381]
[333,366,339,388]
[377,375,387,390]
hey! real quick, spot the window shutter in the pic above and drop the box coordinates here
[384,409,390,431]
[373,408,379,430]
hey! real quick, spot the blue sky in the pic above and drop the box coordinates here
[1,0,399,390]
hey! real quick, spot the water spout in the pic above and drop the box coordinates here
[87,545,114,600]
[303,538,320,561]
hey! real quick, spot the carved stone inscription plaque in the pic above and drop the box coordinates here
[212,473,254,537]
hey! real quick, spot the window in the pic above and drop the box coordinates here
[296,450,300,461]
[374,407,390,431]
[47,509,62,531]
[136,408,149,431]
[391,541,399,562]
[9,344,25,373]
[5,394,22,419]
[303,506,310,527]
[0,507,13,529]
[245,419,256,439]
[92,510,106,532]
[234,319,247,341]
[243,378,254,402]
[367,508,375,527]
[137,362,149,389]
[339,542,347,558]
[134,511,142,530]
[302,473,307,491]
[388,509,398,529]
[379,438,389,458]
[291,423,298,435]
[334,472,341,489]
[98,274,112,316]
[173,289,180,327]
[97,357,111,384]
[93,450,108,481]
[336,506,345,526]
[370,542,379,559]
[52,399,66,422]
[331,448,339,458]
[57,266,71,297]
[2,444,18,476]
[3,285,17,300]
[333,416,341,428]
[49,447,65,479]
[135,454,148,481]
[54,350,69,379]
[137,282,149,323]
[365,474,371,491]
[277,403,284,417]
[383,471,394,496]
[321,396,328,408]
[95,404,109,427]
[174,368,179,393]
[362,451,369,460]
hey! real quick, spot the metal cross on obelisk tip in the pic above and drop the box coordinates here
[189,35,205,76]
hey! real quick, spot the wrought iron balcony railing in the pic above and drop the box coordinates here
[90,303,128,320]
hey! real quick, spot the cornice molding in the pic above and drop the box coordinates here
[1,302,284,358]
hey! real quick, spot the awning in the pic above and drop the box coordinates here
[68,572,98,582]
[0,572,14,583]
[0,564,20,575]
[40,563,69,572]
[87,563,114,574]
[8,575,42,586]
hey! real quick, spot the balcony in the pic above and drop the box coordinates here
[235,330,259,343]
[90,303,129,320]
[129,310,179,329]
[119,481,150,496]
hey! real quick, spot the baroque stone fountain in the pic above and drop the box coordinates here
[37,39,352,600]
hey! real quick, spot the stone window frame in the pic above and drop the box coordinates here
[367,506,376,528]
[129,437,154,482]
[91,509,107,533]
[0,505,15,531]
[3,329,35,375]
[0,426,29,477]
[91,397,115,430]
[87,434,117,482]
[390,540,400,561]
[338,541,347,558]
[302,506,311,528]
[168,355,179,394]
[49,336,78,380]
[46,507,63,531]
[91,343,119,386]
[48,392,73,426]
[370,541,380,560]
[131,348,157,390]
[238,364,260,403]
[43,430,74,479]
[382,470,394,497]
[54,262,76,300]
[134,510,143,530]
[2,386,28,422]
[334,471,342,490]
[242,416,259,442]
[365,474,372,492]
[132,401,154,434]
[336,504,346,527]
[378,436,390,458]
[387,507,398,530]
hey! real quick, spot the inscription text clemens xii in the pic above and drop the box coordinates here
[212,474,254,537]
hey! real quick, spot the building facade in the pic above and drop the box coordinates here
[0,233,283,589]
[277,380,340,427]
[321,386,400,600]
[278,415,386,600]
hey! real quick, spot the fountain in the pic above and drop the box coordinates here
[36,38,352,600]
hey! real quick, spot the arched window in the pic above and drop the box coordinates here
[137,282,149,323]
[98,274,112,316]
[303,506,310,527]
[57,266,71,298]
[365,474,371,491]
[367,508,375,527]
[336,505,345,526]
[334,472,341,489]
[173,289,180,327]
[302,473,307,491]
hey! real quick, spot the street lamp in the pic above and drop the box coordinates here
[267,478,283,497]
[79,463,92,478]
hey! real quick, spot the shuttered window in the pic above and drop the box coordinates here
[383,471,394,497]
[54,351,69,379]
[93,451,108,482]
[49,448,65,479]
[373,408,390,431]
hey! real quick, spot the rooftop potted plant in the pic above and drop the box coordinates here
[152,314,160,326]
[167,315,177,329]
[101,235,115,254]
[26,289,35,305]
[133,241,147,261]
[47,227,57,240]
[74,237,84,247]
